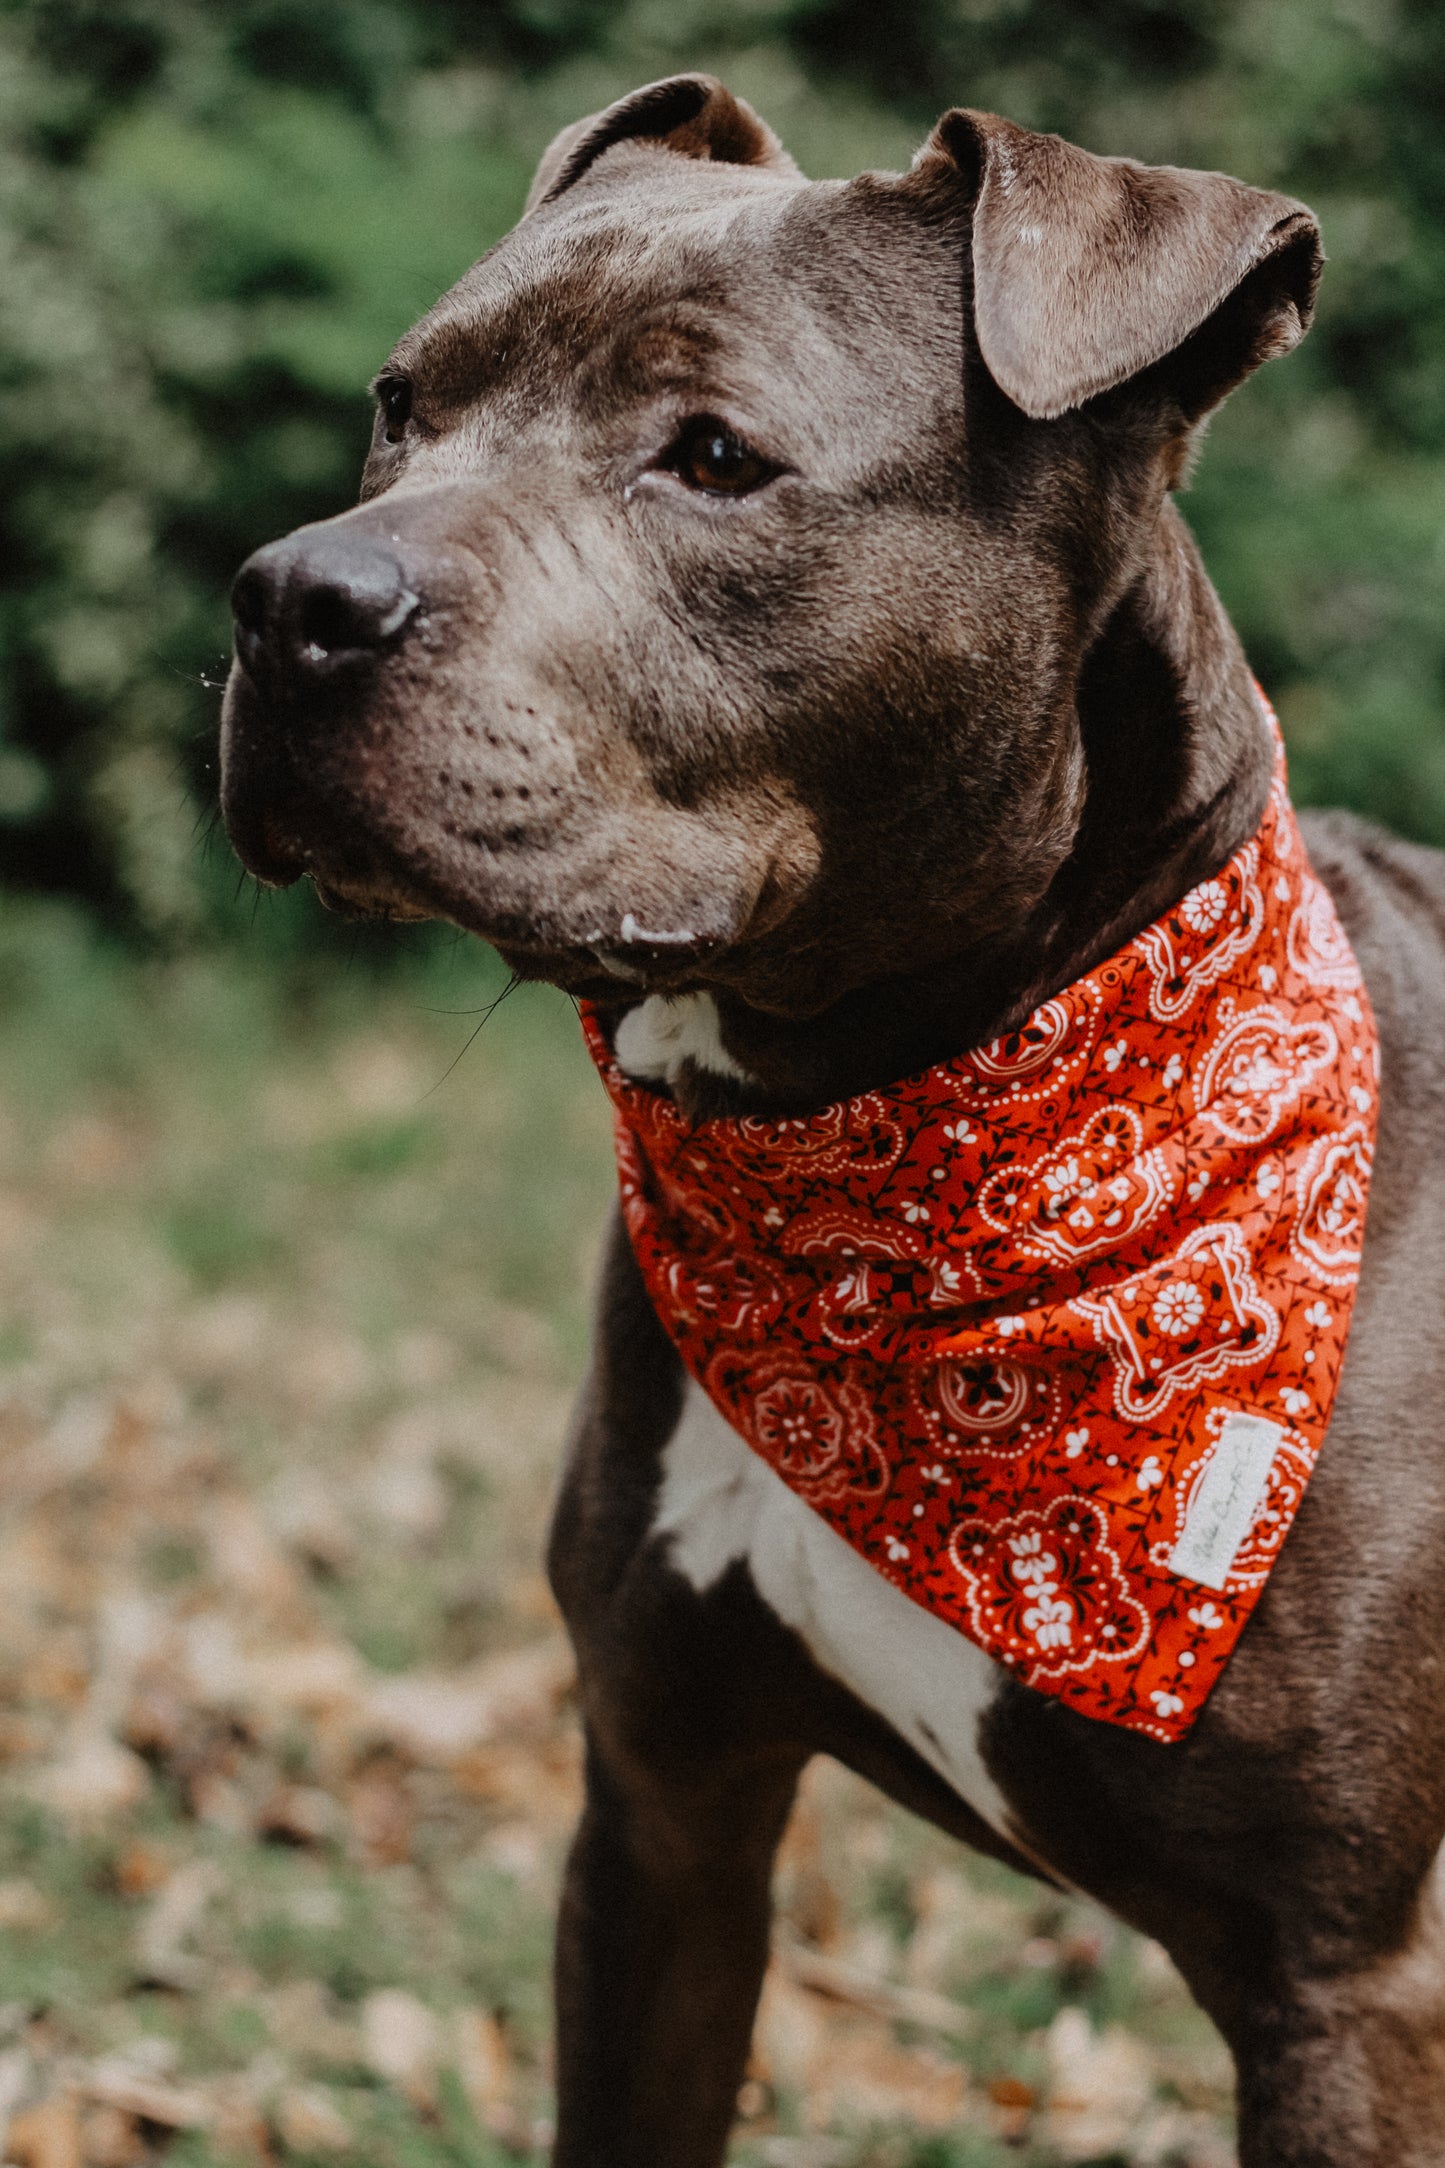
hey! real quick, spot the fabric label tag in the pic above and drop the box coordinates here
[1169,1412,1283,1591]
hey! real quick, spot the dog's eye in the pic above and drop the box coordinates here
[375,375,413,443]
[668,416,777,496]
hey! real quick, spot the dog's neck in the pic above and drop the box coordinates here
[617,504,1274,1117]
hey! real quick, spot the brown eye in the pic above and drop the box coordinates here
[375,374,413,443]
[669,416,777,495]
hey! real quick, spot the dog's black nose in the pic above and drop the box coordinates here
[231,533,421,688]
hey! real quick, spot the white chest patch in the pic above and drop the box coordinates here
[652,1379,1017,1845]
[614,992,752,1088]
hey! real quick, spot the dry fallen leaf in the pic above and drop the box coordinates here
[111,1841,170,1899]
[360,1988,440,2110]
[258,1781,338,1846]
[5,2094,83,2168]
[0,1880,55,1933]
[451,1738,582,1824]
[808,2028,967,2133]
[131,1860,221,1992]
[1040,2003,1153,2160]
[273,2084,352,2153]
[363,1449,449,1543]
[203,2078,275,2167]
[988,2075,1034,2106]
[0,2045,35,2135]
[258,1981,360,2067]
[82,2076,208,2131]
[28,1725,150,1824]
[752,1972,825,2103]
[263,1467,357,1575]
[454,2008,523,2142]
[753,1963,971,2139]
[359,1637,573,1765]
[986,2070,1036,2144]
[78,2102,146,2168]
[344,1751,414,1866]
[775,1933,973,2042]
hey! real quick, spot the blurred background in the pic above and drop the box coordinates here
[0,3,1440,2164]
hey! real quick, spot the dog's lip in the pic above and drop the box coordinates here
[309,885,725,985]
[226,810,310,891]
[248,838,737,981]
[226,795,752,980]
[311,876,435,923]
[585,917,725,981]
[232,818,446,925]
[302,863,734,970]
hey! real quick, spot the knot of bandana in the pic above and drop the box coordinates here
[581,700,1378,1740]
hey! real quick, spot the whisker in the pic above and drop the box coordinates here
[420,972,524,1099]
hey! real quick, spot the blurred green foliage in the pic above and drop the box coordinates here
[2,0,1444,939]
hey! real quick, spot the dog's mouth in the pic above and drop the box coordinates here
[307,871,434,925]
[237,811,433,925]
[241,809,739,995]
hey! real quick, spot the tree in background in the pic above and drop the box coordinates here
[2,0,1443,938]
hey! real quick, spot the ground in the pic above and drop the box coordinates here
[0,902,1235,2168]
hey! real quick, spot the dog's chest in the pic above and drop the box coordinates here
[652,1379,1016,1842]
[619,992,1015,1840]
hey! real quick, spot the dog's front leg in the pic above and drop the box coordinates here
[546,1216,814,2165]
[551,1730,803,2168]
[1227,1950,1445,2167]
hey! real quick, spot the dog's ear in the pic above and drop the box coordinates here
[524,74,799,216]
[922,110,1321,423]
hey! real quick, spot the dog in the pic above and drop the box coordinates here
[220,74,1445,2166]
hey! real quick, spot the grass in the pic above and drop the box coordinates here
[0,898,1234,2166]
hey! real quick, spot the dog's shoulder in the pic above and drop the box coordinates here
[1303,807,1445,1074]
[1298,806,1445,1377]
[1303,805,1445,925]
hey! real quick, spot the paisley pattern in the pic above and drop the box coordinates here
[949,1499,1151,1677]
[1194,1006,1337,1143]
[1288,875,1365,990]
[955,989,1102,1105]
[1292,1120,1373,1286]
[1136,841,1265,1021]
[1072,1221,1281,1421]
[704,1346,890,1504]
[582,693,1379,1742]
[976,1104,1175,1265]
[913,1353,1066,1458]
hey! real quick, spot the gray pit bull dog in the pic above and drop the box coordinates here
[221,75,1445,2168]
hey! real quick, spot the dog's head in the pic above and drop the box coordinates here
[221,76,1319,1017]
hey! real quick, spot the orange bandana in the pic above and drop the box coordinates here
[582,700,1378,1740]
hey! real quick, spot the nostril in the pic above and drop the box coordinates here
[231,565,271,635]
[294,552,420,665]
[299,584,366,657]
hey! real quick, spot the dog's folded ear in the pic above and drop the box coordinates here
[923,110,1321,423]
[525,74,799,216]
